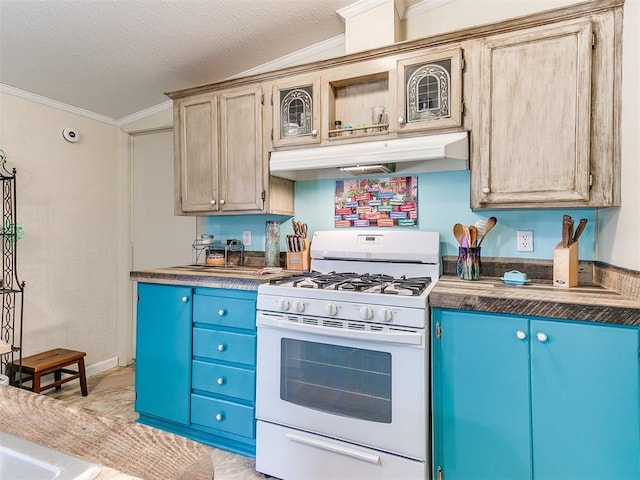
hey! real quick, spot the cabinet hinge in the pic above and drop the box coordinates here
[461,102,466,117]
[461,55,466,72]
[270,93,273,106]
[261,94,265,106]
[589,172,593,190]
[592,31,597,50]
[261,190,266,201]
[271,129,273,141]
[437,466,443,480]
[435,322,442,339]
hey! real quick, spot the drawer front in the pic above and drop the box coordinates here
[191,394,255,438]
[192,360,255,401]
[194,294,256,330]
[193,328,256,366]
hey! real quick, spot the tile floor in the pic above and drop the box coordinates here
[47,365,265,480]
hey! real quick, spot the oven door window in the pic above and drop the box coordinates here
[281,338,391,423]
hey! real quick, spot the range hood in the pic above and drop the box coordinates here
[269,132,469,181]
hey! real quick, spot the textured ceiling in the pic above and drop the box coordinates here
[0,0,354,121]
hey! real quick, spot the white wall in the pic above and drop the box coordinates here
[403,0,640,271]
[0,92,122,366]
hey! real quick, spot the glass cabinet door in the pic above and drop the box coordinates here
[272,76,320,147]
[396,47,463,133]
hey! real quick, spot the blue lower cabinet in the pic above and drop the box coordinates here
[135,283,257,457]
[135,283,192,425]
[191,393,256,438]
[432,308,640,480]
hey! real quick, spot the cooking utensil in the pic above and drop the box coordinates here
[462,225,472,248]
[562,215,572,247]
[453,224,465,247]
[477,216,497,246]
[475,219,487,240]
[468,225,478,247]
[572,218,588,243]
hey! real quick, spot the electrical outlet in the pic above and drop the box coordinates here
[243,231,252,246]
[517,230,534,252]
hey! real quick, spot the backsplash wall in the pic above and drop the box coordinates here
[205,170,596,261]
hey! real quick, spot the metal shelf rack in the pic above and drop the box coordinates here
[0,150,25,383]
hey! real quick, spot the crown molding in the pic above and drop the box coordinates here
[229,34,345,79]
[404,0,456,19]
[338,0,389,19]
[0,83,119,126]
[117,100,172,126]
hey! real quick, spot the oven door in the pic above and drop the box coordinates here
[256,311,427,461]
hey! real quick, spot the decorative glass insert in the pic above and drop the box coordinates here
[406,59,451,123]
[280,86,313,138]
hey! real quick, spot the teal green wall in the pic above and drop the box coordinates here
[205,170,595,260]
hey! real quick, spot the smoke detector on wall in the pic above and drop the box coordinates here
[62,128,80,143]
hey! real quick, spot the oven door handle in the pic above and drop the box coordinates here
[257,314,423,346]
[286,432,381,465]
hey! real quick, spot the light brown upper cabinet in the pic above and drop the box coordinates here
[272,75,321,148]
[396,47,464,134]
[173,84,294,215]
[471,10,621,209]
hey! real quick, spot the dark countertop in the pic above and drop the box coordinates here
[430,275,640,326]
[129,265,295,291]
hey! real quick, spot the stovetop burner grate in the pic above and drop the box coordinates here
[270,271,432,296]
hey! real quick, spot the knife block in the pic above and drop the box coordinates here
[553,241,578,288]
[286,239,310,271]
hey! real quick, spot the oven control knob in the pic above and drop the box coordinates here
[360,306,374,320]
[326,303,339,316]
[278,298,290,311]
[378,308,393,322]
[294,300,306,313]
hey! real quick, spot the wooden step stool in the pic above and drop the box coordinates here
[8,348,88,396]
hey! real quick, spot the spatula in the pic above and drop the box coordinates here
[477,216,497,246]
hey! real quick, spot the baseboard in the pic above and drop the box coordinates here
[86,356,119,378]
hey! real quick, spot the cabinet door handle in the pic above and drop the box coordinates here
[482,187,490,194]
[217,377,225,385]
[220,199,225,205]
[210,199,216,205]
[181,296,189,303]
[217,344,226,351]
[536,332,548,343]
[515,330,527,340]
[218,309,226,316]
[311,129,318,136]
[215,413,224,421]
[398,116,405,125]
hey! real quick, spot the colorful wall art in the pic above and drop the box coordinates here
[334,176,418,228]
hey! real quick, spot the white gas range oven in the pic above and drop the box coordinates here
[255,229,440,480]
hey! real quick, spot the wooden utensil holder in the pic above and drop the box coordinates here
[553,241,578,288]
[286,239,310,271]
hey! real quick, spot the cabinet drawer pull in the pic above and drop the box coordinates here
[215,413,224,421]
[181,296,189,303]
[217,377,225,385]
[536,332,548,343]
[217,344,226,351]
[218,309,226,316]
[515,330,527,340]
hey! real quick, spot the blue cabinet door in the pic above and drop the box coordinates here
[433,309,532,480]
[135,283,192,425]
[531,319,640,480]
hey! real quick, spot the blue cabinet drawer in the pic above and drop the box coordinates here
[191,394,255,439]
[192,360,255,401]
[193,293,256,330]
[193,327,256,366]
